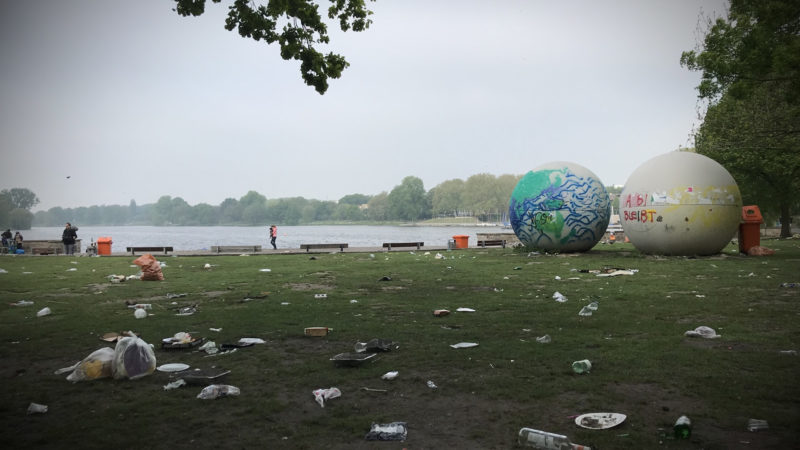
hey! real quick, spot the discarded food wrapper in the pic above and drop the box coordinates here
[381,371,398,380]
[163,379,187,390]
[536,334,552,344]
[365,422,407,441]
[572,359,592,374]
[312,387,341,407]
[199,341,218,354]
[305,327,331,336]
[450,342,478,349]
[575,412,626,429]
[684,326,721,339]
[11,300,34,307]
[596,270,637,277]
[747,418,769,432]
[209,327,222,332]
[579,301,599,316]
[238,337,266,345]
[27,403,48,415]
[157,363,190,373]
[456,307,475,312]
[127,303,152,310]
[433,309,450,317]
[36,307,51,317]
[197,384,240,400]
[426,380,437,389]
[552,292,568,302]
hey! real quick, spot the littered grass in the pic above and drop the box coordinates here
[0,241,799,449]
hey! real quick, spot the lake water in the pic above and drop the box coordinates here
[22,225,510,251]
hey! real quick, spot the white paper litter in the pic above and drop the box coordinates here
[684,326,721,339]
[450,342,479,349]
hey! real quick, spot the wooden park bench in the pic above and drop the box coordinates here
[382,242,424,251]
[300,243,348,252]
[210,245,262,253]
[127,246,174,255]
[477,239,507,248]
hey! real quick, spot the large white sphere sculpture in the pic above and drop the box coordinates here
[620,152,742,255]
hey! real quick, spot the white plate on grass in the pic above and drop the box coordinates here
[157,363,190,372]
[575,412,626,429]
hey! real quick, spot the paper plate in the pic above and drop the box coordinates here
[157,363,190,373]
[575,412,626,430]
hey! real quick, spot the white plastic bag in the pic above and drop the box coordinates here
[112,336,156,380]
[63,347,115,382]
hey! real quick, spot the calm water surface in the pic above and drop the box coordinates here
[23,225,509,251]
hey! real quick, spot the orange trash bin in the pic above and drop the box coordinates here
[97,237,113,255]
[738,206,762,253]
[452,235,469,249]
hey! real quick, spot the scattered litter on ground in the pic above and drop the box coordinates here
[685,326,721,339]
[27,403,48,415]
[350,299,358,303]
[156,363,190,372]
[381,371,398,380]
[331,352,377,367]
[36,307,51,317]
[572,359,592,374]
[305,327,331,336]
[426,380,437,389]
[166,293,187,299]
[456,307,475,312]
[314,293,327,299]
[536,334,552,344]
[779,350,797,355]
[66,268,77,272]
[199,341,218,354]
[100,331,137,343]
[354,338,395,353]
[112,336,156,380]
[108,275,125,283]
[554,276,561,280]
[175,306,197,316]
[361,387,388,393]
[133,254,164,281]
[58,347,115,382]
[747,246,775,256]
[575,412,627,429]
[433,309,450,317]
[747,419,769,431]
[238,337,265,345]
[127,303,152,310]
[10,300,33,307]
[0,268,6,274]
[780,282,799,288]
[281,302,290,305]
[435,253,444,259]
[378,276,392,281]
[209,327,222,332]
[134,309,147,319]
[162,332,204,349]
[180,368,231,385]
[597,269,637,277]
[579,301,599,316]
[553,292,568,302]
[450,342,478,349]
[312,387,341,407]
[259,268,271,272]
[163,379,187,390]
[365,422,407,441]
[197,384,240,400]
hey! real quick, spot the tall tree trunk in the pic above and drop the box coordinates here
[780,202,792,238]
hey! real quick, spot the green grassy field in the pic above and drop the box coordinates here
[0,240,798,449]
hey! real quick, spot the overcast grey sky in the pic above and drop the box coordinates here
[0,0,727,211]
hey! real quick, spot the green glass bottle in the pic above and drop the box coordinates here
[674,415,692,439]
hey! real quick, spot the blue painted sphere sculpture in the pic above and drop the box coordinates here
[620,151,741,255]
[509,162,610,252]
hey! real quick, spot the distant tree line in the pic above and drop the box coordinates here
[0,188,39,230]
[30,174,525,227]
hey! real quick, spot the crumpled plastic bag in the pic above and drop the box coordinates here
[313,387,341,407]
[133,253,164,281]
[747,246,775,256]
[112,336,156,380]
[684,326,721,339]
[57,347,115,382]
[365,422,408,441]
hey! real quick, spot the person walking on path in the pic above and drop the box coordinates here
[269,225,277,250]
[62,222,77,255]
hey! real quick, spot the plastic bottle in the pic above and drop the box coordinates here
[674,415,692,439]
[518,428,591,449]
